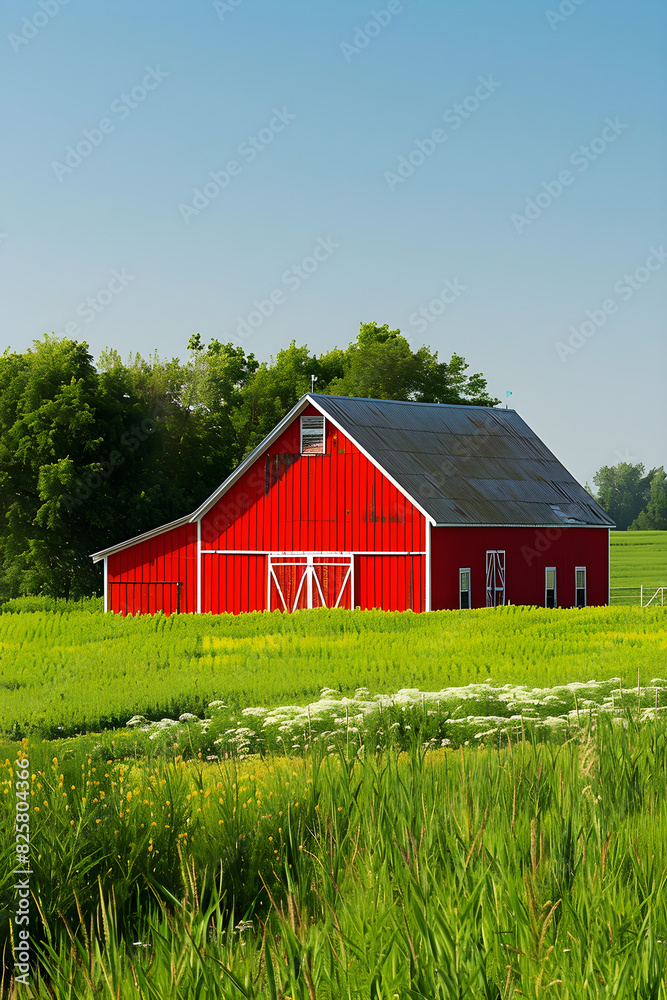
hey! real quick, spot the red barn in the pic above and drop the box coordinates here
[90,395,613,614]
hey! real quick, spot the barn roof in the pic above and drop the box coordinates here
[91,394,612,561]
[311,395,613,528]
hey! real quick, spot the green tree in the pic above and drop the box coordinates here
[0,337,116,599]
[629,468,667,530]
[591,462,658,530]
[318,322,500,405]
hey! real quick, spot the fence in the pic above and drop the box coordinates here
[610,586,666,608]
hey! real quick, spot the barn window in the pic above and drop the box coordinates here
[459,568,470,609]
[301,415,325,455]
[545,567,557,608]
[575,566,586,608]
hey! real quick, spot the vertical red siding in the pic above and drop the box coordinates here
[200,408,426,556]
[430,525,609,610]
[201,554,266,614]
[106,523,197,615]
[196,406,427,613]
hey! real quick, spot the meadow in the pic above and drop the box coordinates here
[1,533,666,996]
[0,600,665,739]
[3,717,667,998]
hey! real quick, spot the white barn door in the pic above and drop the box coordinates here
[268,554,352,612]
[485,550,506,607]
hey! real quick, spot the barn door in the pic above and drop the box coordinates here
[268,554,352,612]
[485,550,505,607]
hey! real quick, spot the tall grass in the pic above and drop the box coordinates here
[1,605,665,738]
[3,714,667,997]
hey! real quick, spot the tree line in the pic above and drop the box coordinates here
[0,323,500,600]
[591,463,667,532]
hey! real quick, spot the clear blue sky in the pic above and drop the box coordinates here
[2,0,665,486]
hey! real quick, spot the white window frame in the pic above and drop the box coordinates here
[459,567,471,609]
[485,550,506,607]
[545,566,557,608]
[575,566,587,608]
[300,415,325,456]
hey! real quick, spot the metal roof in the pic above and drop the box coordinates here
[90,514,192,563]
[310,395,613,528]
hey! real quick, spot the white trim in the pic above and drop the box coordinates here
[90,514,191,562]
[335,564,353,607]
[200,549,426,556]
[485,550,506,607]
[196,519,202,614]
[576,565,587,608]
[545,566,557,608]
[433,522,612,529]
[459,567,471,610]
[103,557,108,613]
[267,552,354,611]
[425,521,431,612]
[607,528,611,606]
[201,549,427,556]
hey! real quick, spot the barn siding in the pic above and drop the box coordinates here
[430,525,609,609]
[200,406,426,555]
[201,554,267,614]
[106,523,197,615]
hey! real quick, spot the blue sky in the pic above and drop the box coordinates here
[2,0,665,486]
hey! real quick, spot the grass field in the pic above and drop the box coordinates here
[610,530,667,587]
[0,602,665,739]
[1,534,666,996]
[3,719,667,997]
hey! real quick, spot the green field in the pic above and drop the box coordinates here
[1,602,666,739]
[610,529,667,588]
[4,719,667,997]
[2,533,666,996]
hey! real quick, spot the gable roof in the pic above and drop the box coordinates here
[91,394,612,561]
